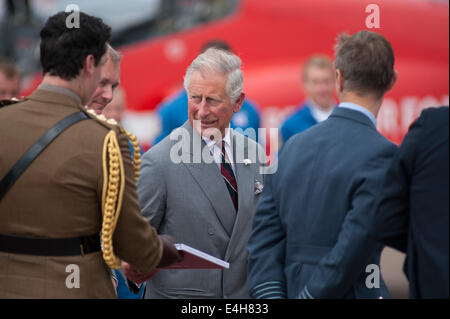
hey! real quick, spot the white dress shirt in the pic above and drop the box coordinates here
[202,128,236,174]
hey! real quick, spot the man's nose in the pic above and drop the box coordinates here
[102,86,113,102]
[197,99,209,118]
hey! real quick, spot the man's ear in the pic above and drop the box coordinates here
[336,69,344,94]
[84,54,96,76]
[387,70,398,91]
[233,92,245,113]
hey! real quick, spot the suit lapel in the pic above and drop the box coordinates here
[183,161,236,236]
[180,122,236,236]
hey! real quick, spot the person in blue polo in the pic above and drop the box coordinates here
[280,55,336,144]
[154,40,261,145]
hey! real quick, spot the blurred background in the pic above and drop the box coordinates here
[1,0,448,298]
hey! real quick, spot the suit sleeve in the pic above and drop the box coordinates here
[137,149,167,231]
[299,146,397,299]
[247,170,287,299]
[372,111,428,252]
[112,131,163,275]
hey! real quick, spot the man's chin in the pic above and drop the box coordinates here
[201,127,223,140]
[88,103,105,115]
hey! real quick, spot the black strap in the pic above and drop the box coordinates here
[0,111,89,201]
[0,99,21,108]
[0,233,101,256]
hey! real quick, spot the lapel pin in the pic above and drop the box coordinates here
[254,180,263,194]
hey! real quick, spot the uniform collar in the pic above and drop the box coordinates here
[27,86,83,110]
[37,84,82,105]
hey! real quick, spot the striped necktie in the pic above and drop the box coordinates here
[221,141,238,211]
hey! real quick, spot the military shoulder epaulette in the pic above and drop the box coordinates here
[0,97,24,108]
[84,108,119,126]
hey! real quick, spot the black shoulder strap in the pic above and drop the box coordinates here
[0,111,89,201]
[0,99,20,108]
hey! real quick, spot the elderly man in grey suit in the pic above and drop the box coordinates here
[133,48,265,299]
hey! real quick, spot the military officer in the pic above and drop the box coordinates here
[0,11,180,298]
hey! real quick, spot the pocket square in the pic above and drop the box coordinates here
[254,180,263,195]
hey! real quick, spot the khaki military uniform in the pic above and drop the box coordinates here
[0,87,162,298]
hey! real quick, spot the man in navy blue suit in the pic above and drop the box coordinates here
[372,106,449,299]
[247,31,398,299]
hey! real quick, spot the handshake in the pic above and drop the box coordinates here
[123,234,183,285]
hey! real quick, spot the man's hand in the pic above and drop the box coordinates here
[123,262,159,284]
[122,235,182,284]
[157,234,184,268]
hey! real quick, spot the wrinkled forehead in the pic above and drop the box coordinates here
[192,68,226,79]
[101,59,120,81]
[189,69,227,89]
[99,55,107,66]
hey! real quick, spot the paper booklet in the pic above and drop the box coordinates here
[162,243,230,269]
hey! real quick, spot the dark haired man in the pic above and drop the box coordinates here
[247,31,398,299]
[373,106,449,298]
[0,11,180,298]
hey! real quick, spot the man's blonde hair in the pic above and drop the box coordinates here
[302,55,333,83]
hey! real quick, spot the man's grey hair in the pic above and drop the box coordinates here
[107,44,122,65]
[183,48,243,103]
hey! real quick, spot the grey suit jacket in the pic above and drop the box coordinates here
[138,121,265,299]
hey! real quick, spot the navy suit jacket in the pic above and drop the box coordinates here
[373,106,449,298]
[247,107,397,299]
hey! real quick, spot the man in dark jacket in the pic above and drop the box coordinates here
[373,106,449,299]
